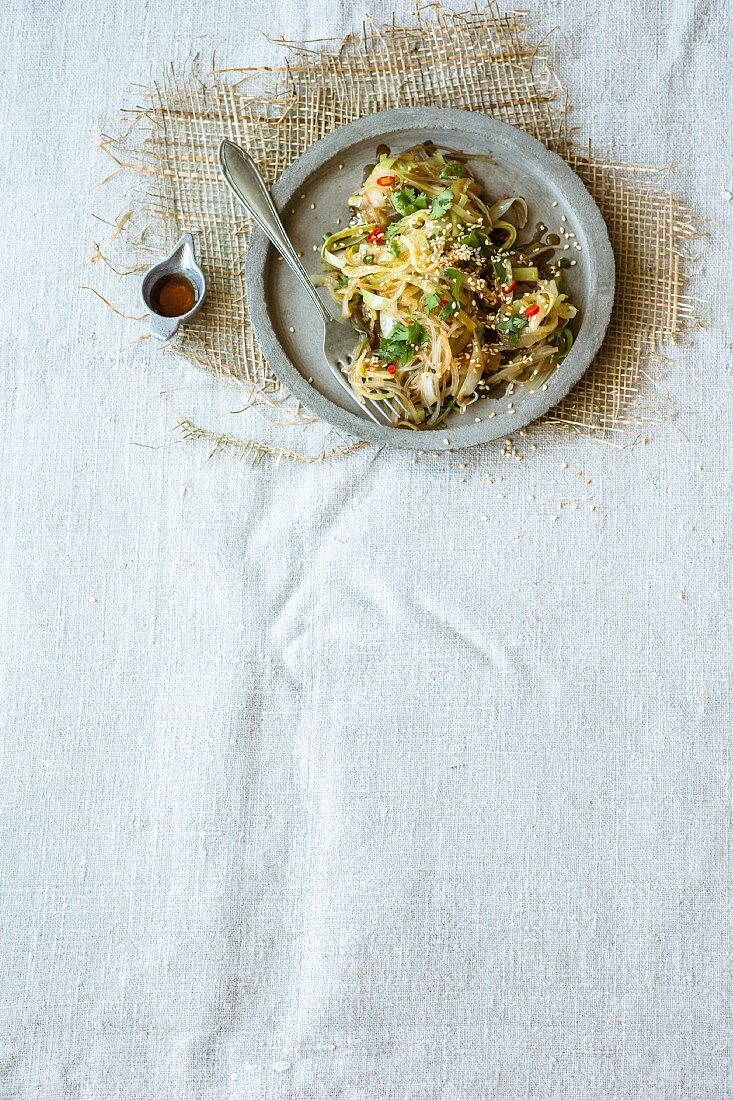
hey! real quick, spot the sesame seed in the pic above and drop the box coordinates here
[288,326,294,333]
[310,203,316,210]
[312,245,318,251]
[563,462,569,469]
[488,411,496,419]
[574,243,582,250]
[507,409,516,415]
[563,244,570,250]
[552,201,558,207]
[567,232,576,238]
[475,417,482,423]
[338,163,344,170]
[300,193,306,199]
[290,208,295,214]
[679,592,687,601]
[443,438,450,445]
[459,463,467,469]
[561,215,567,222]
[570,260,577,266]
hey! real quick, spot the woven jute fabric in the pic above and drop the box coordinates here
[96,2,699,449]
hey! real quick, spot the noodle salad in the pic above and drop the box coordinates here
[316,144,578,428]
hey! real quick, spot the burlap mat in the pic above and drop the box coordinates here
[93,2,700,459]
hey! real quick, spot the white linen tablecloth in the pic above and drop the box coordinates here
[1,0,731,1096]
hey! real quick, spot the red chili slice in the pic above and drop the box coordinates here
[386,363,397,375]
[524,303,540,317]
[377,175,396,186]
[503,281,516,294]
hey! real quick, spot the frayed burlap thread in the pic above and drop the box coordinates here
[95,2,699,453]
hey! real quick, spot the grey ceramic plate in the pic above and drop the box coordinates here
[245,108,615,450]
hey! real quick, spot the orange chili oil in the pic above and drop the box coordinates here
[150,273,197,318]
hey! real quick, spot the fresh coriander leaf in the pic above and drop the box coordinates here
[439,162,467,180]
[430,189,454,218]
[424,292,441,313]
[459,227,491,257]
[440,301,458,321]
[443,267,464,299]
[492,257,508,283]
[496,312,528,346]
[338,274,349,287]
[377,319,427,364]
[388,239,400,256]
[385,221,402,240]
[392,187,428,217]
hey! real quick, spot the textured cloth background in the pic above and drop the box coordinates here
[1,1,732,1098]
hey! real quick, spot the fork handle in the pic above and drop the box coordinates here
[218,140,333,328]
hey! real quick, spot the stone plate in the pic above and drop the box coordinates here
[245,108,615,450]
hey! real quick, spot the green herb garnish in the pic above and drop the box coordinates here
[492,256,508,283]
[430,189,454,218]
[443,267,464,299]
[377,320,427,365]
[388,239,400,256]
[458,227,491,257]
[558,257,570,269]
[439,163,467,180]
[392,187,428,217]
[496,312,529,346]
[424,291,441,313]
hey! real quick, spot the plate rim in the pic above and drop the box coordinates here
[245,107,615,451]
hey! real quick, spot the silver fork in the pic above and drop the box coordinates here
[218,139,403,427]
